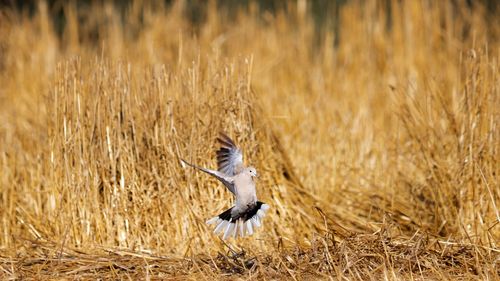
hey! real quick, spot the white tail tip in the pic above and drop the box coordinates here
[207,203,270,239]
[206,217,219,225]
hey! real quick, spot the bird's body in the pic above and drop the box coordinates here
[181,133,269,239]
[233,169,257,210]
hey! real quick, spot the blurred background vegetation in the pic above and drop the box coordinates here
[3,0,499,43]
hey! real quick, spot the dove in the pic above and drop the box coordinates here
[181,133,270,239]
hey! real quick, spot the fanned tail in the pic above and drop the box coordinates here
[206,202,270,240]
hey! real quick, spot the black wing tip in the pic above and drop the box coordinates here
[217,132,236,147]
[218,131,231,139]
[217,147,231,154]
[216,153,229,159]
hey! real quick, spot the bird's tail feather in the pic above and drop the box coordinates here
[206,202,270,239]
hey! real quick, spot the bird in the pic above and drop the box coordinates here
[181,133,270,240]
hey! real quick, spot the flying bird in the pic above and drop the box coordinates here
[181,133,270,240]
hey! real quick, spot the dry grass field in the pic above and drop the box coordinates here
[0,0,499,279]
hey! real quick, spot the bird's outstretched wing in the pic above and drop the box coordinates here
[216,133,244,176]
[180,159,236,194]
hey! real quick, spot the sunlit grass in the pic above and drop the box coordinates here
[0,1,498,279]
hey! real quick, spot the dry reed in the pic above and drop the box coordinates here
[0,1,498,279]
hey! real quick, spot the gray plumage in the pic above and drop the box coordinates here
[181,133,270,239]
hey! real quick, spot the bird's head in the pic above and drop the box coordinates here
[246,166,258,179]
